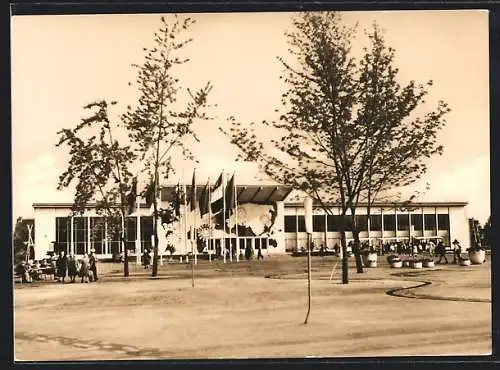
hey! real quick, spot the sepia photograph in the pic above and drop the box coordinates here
[11,10,491,360]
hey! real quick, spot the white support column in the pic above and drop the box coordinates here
[136,213,141,265]
[88,216,92,254]
[422,207,426,238]
[381,208,385,245]
[70,216,75,255]
[104,220,108,255]
[394,208,398,240]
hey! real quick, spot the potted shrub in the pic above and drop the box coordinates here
[422,257,435,268]
[362,247,378,268]
[409,257,423,269]
[387,255,403,268]
[458,252,471,266]
[468,245,486,265]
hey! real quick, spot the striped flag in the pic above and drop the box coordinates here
[210,172,224,215]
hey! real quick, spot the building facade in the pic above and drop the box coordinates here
[31,185,470,260]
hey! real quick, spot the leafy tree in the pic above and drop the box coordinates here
[122,15,212,277]
[221,12,449,283]
[481,216,491,248]
[13,217,33,265]
[56,100,137,277]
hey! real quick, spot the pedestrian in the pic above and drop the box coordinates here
[89,250,98,282]
[56,251,68,283]
[143,249,151,269]
[436,241,448,264]
[452,239,462,264]
[257,245,264,261]
[80,253,90,283]
[67,254,78,283]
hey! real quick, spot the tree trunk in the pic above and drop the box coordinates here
[341,231,348,284]
[352,229,364,274]
[151,194,159,277]
[122,236,129,277]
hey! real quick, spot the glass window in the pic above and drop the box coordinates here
[313,215,325,232]
[410,214,423,231]
[397,214,409,231]
[437,214,449,230]
[90,217,105,254]
[73,217,88,255]
[355,215,368,231]
[424,214,436,231]
[383,214,396,231]
[297,216,306,232]
[343,215,352,231]
[327,215,340,232]
[140,216,154,252]
[55,217,70,253]
[284,215,297,233]
[261,238,268,249]
[369,215,382,231]
[125,217,137,251]
[255,238,261,250]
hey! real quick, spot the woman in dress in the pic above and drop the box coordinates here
[79,253,90,283]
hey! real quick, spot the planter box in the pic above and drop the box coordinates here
[469,250,486,265]
[391,261,403,268]
[460,259,471,266]
[423,260,435,268]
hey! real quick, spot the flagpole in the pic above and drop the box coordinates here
[222,170,226,264]
[183,178,188,262]
[228,173,233,262]
[208,177,212,263]
[235,171,239,262]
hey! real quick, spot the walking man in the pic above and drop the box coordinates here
[56,251,68,283]
[452,239,462,264]
[257,245,264,261]
[436,241,448,264]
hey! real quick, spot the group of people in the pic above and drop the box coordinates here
[55,250,98,283]
[16,259,55,283]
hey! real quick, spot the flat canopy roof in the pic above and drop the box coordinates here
[161,185,294,204]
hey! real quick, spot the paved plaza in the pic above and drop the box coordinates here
[14,255,491,360]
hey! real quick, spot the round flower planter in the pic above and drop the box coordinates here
[391,261,403,268]
[411,261,423,269]
[423,260,435,268]
[460,259,471,266]
[469,250,486,265]
[363,253,378,268]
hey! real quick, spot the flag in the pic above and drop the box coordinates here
[126,177,137,215]
[210,171,224,215]
[199,180,210,217]
[189,170,197,211]
[225,173,235,216]
[172,182,182,217]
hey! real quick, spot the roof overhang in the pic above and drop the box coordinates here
[161,185,293,204]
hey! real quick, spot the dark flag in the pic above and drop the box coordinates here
[199,181,210,217]
[126,177,137,215]
[225,174,235,216]
[211,173,222,191]
[172,182,182,217]
[189,170,197,211]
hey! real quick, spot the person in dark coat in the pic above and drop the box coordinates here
[452,239,462,264]
[257,245,264,261]
[436,241,448,264]
[67,254,78,283]
[56,251,68,283]
[89,251,98,282]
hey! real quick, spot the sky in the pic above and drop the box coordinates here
[11,10,490,223]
